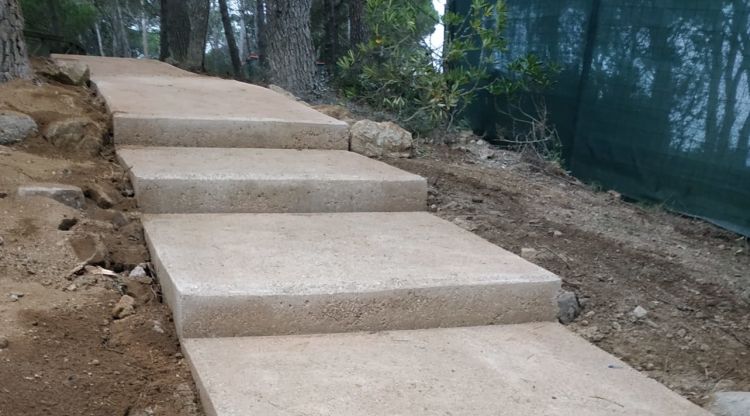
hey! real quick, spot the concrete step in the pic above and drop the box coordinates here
[144,212,560,338]
[117,147,426,213]
[183,323,711,416]
[52,55,349,149]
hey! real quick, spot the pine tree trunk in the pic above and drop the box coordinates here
[348,0,367,46]
[0,0,31,83]
[113,0,131,57]
[265,0,316,95]
[140,0,149,57]
[161,0,209,71]
[219,0,242,78]
[95,22,105,56]
[256,0,266,65]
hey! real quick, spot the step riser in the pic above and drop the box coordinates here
[130,178,425,214]
[114,115,349,149]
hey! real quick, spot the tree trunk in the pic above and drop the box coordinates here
[161,0,209,71]
[113,0,131,57]
[140,0,149,57]
[159,0,169,60]
[265,0,316,95]
[0,0,31,83]
[94,22,105,56]
[219,0,243,78]
[256,0,267,66]
[348,0,366,46]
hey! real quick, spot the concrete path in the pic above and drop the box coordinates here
[54,55,712,416]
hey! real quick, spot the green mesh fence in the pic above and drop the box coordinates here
[452,0,750,236]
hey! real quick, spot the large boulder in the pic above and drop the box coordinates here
[43,117,105,156]
[40,61,90,86]
[350,120,413,158]
[0,110,37,145]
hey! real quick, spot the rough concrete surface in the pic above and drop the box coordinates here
[117,146,426,213]
[182,323,712,416]
[52,55,349,149]
[143,212,560,338]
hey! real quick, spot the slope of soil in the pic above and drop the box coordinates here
[391,143,750,405]
[0,67,202,416]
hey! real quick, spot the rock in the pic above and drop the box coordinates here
[0,336,8,348]
[112,295,136,319]
[632,305,649,319]
[58,217,78,231]
[42,117,104,156]
[84,184,117,209]
[520,247,538,260]
[40,61,90,86]
[708,392,750,416]
[350,120,413,158]
[17,183,85,209]
[312,104,356,124]
[68,233,107,265]
[129,266,148,279]
[111,211,129,228]
[0,236,4,246]
[9,292,24,302]
[268,84,299,100]
[552,230,563,237]
[89,359,100,366]
[557,290,581,324]
[0,110,38,145]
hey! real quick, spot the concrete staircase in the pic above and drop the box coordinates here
[54,54,712,416]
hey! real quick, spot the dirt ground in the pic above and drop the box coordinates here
[391,142,750,406]
[1,64,748,415]
[0,64,201,416]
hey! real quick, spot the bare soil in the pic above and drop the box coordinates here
[391,142,750,406]
[0,64,201,416]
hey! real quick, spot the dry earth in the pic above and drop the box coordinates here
[0,65,748,415]
[0,64,201,416]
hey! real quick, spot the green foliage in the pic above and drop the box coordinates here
[336,0,556,134]
[21,0,98,39]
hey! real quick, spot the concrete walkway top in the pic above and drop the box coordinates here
[184,323,711,416]
[50,55,349,149]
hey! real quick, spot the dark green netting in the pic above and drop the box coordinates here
[451,0,750,236]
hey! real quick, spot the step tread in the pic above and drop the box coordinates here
[183,323,710,416]
[118,147,426,213]
[144,212,560,337]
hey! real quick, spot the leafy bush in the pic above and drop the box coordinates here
[337,0,555,134]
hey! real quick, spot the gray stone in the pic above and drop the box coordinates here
[632,305,649,319]
[708,392,750,416]
[68,233,107,264]
[84,183,117,209]
[17,183,85,209]
[129,266,147,279]
[41,61,90,85]
[557,290,581,324]
[112,295,136,319]
[0,336,8,349]
[521,247,539,260]
[43,117,104,156]
[0,111,37,145]
[351,120,413,158]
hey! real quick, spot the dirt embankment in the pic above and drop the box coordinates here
[0,62,201,416]
[392,143,750,405]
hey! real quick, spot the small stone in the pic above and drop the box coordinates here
[174,352,184,359]
[708,391,750,416]
[17,183,85,209]
[556,290,581,325]
[677,328,687,337]
[152,321,165,334]
[111,211,129,228]
[471,197,484,203]
[552,230,563,237]
[0,236,4,246]
[58,218,78,231]
[0,110,37,145]
[65,283,77,292]
[112,295,136,319]
[632,305,648,319]
[0,336,8,348]
[129,266,147,279]
[84,184,117,209]
[89,359,100,366]
[69,233,107,265]
[520,247,538,260]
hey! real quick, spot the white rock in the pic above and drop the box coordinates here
[632,305,648,319]
[0,111,37,145]
[350,120,413,158]
[520,247,538,260]
[17,183,85,209]
[42,61,90,86]
[129,266,148,279]
[708,392,750,416]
